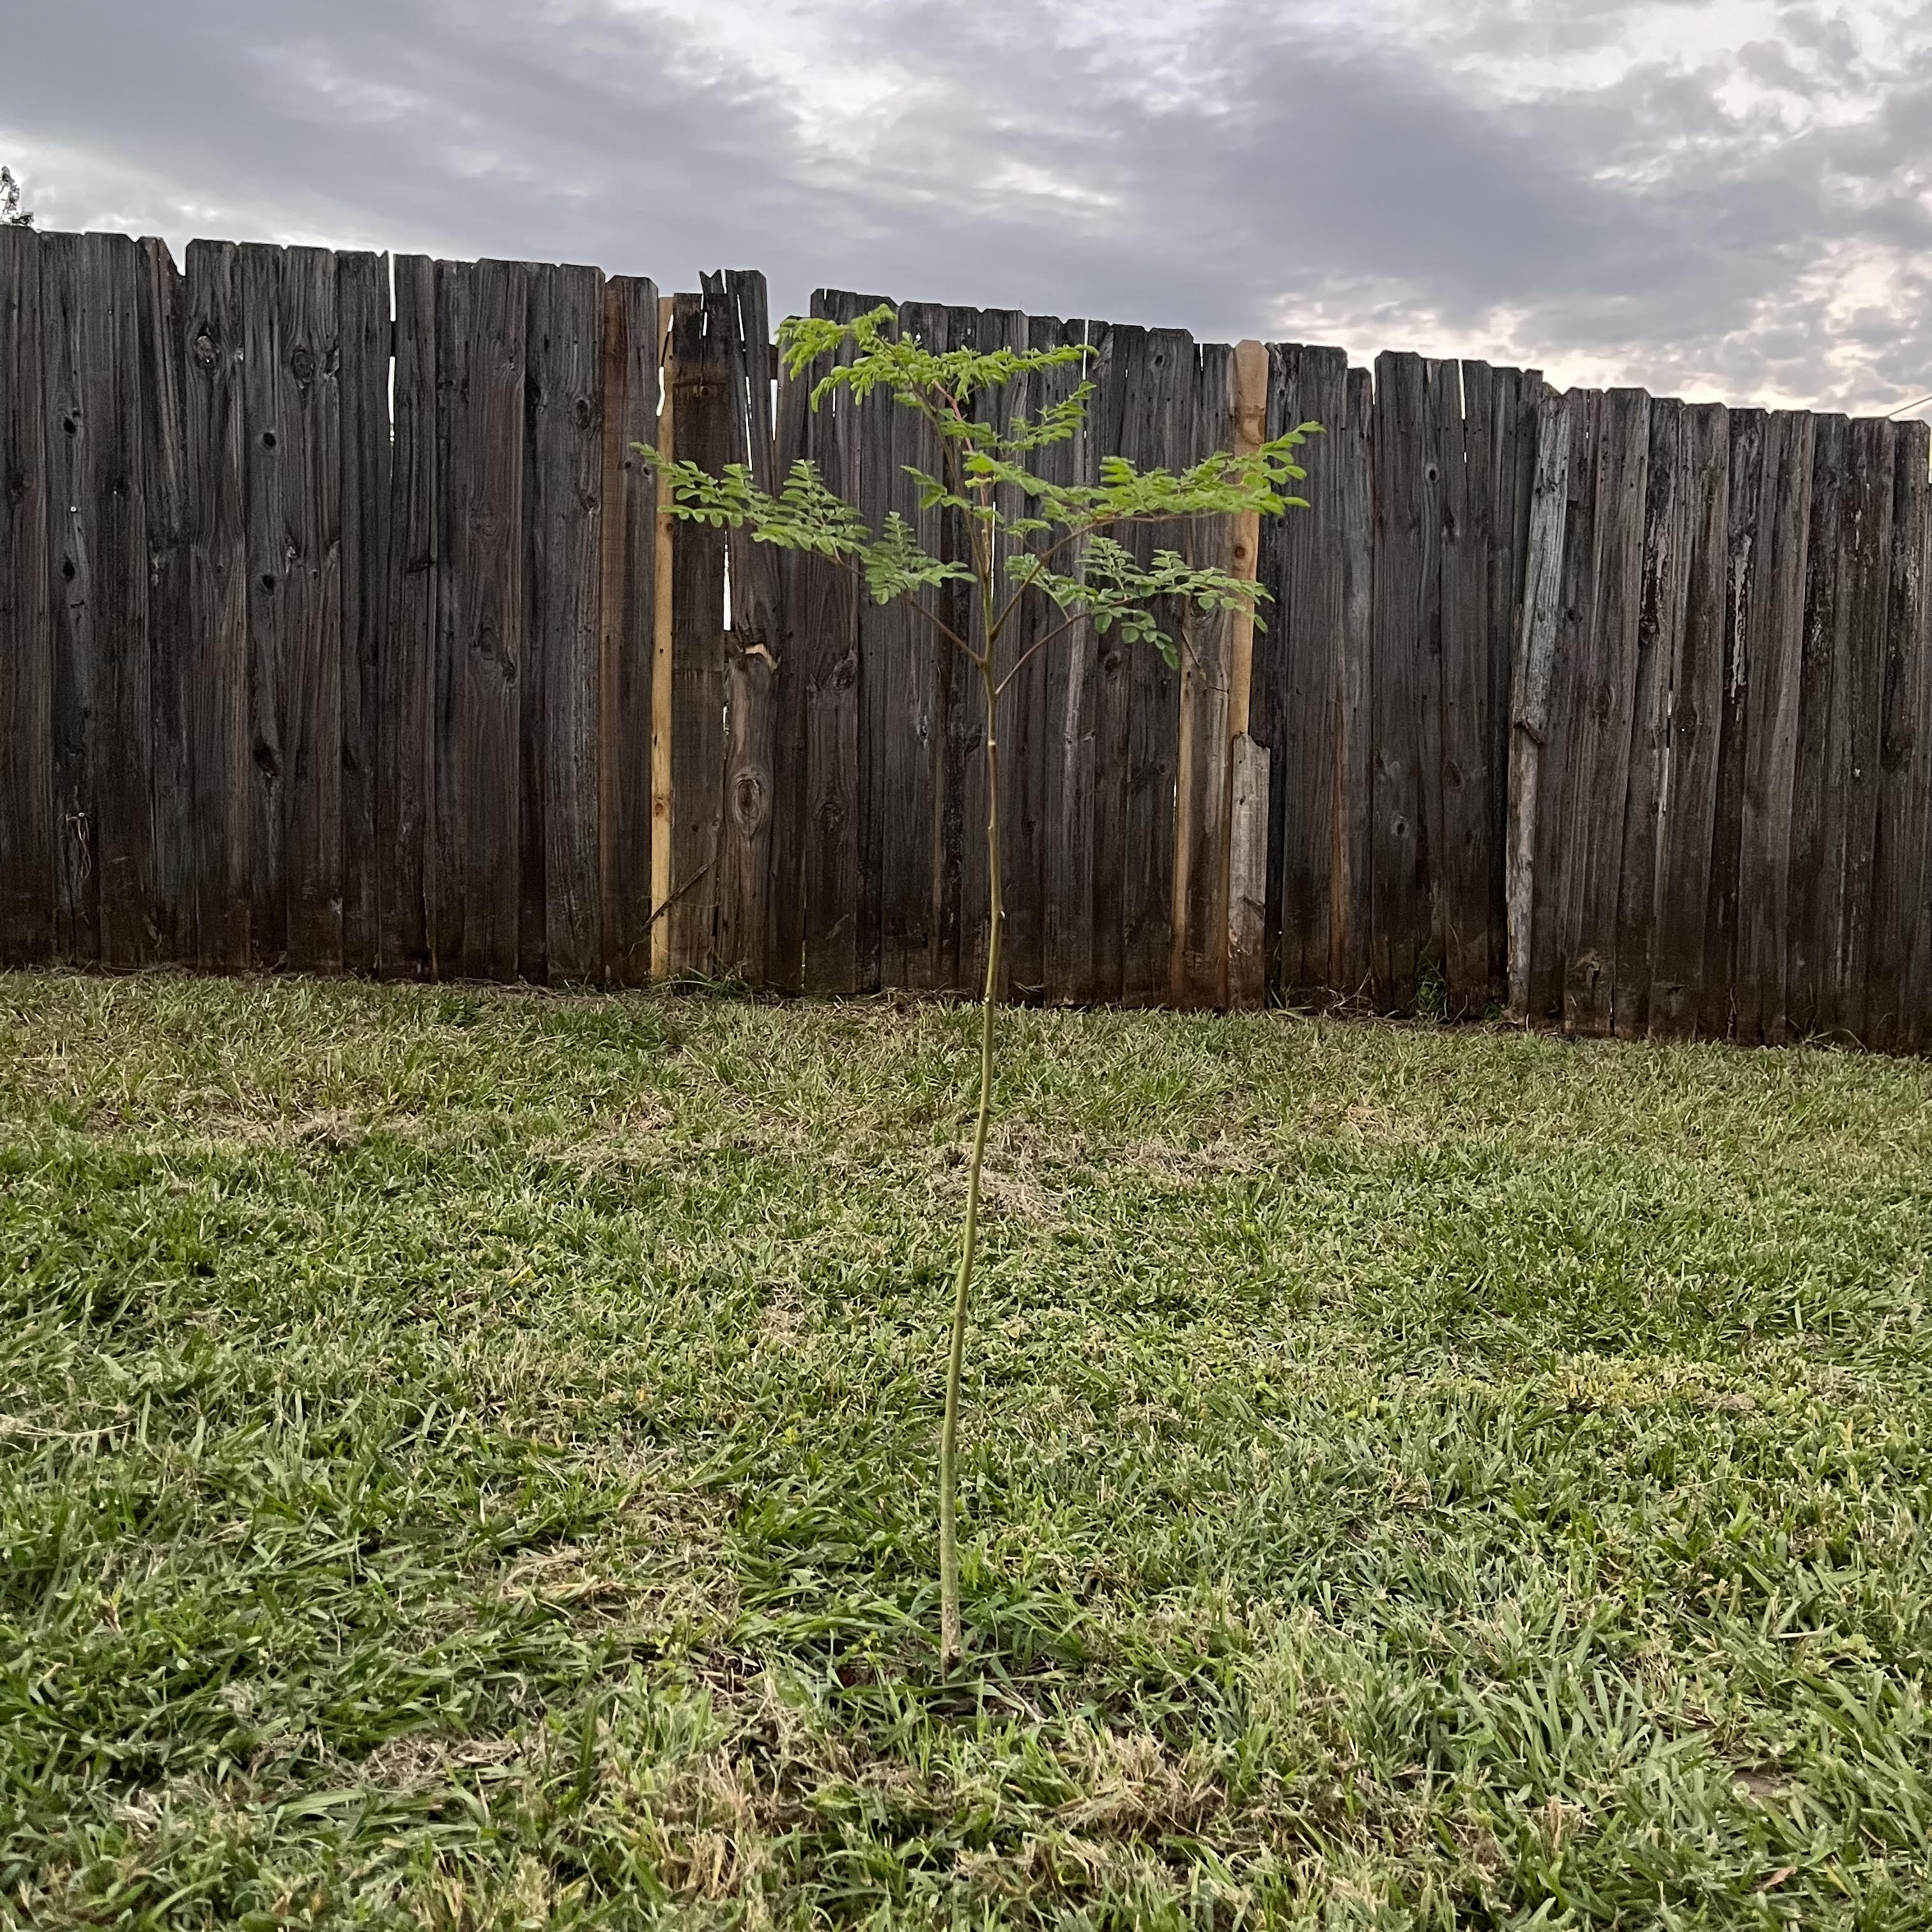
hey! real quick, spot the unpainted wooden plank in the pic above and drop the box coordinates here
[1897,423,1932,1052]
[1646,403,1728,1039]
[1505,388,1571,1021]
[869,297,939,993]
[439,258,527,981]
[1731,411,1813,1043]
[765,316,810,993]
[597,273,661,987]
[1611,396,1682,1039]
[44,232,155,965]
[180,243,250,969]
[1038,316,1098,1005]
[239,243,289,965]
[381,256,437,977]
[1171,338,1234,1009]
[337,250,388,974]
[1438,358,1495,1016]
[793,291,870,992]
[1368,350,1438,1011]
[997,311,1076,1004]
[1823,417,1894,1040]
[1485,366,1542,1007]
[1787,413,1850,1036]
[1332,365,1376,1001]
[1871,421,1929,1051]
[279,246,343,976]
[715,272,782,988]
[1228,733,1269,1009]
[650,293,675,977]
[1,224,53,964]
[138,238,191,963]
[526,260,606,983]
[958,305,1029,1001]
[1255,342,1346,1002]
[1558,388,1649,1037]
[1526,389,1601,1025]
[1120,326,1190,1006]
[1085,319,1137,1004]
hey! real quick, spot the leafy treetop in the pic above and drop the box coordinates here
[643,303,1317,683]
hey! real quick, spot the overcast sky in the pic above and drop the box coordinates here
[4,0,1928,417]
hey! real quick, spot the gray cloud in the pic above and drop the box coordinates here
[2,0,1927,414]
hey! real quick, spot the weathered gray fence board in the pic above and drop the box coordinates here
[280,246,343,976]
[338,251,388,974]
[1368,351,1437,1009]
[240,242,288,966]
[0,225,51,963]
[1731,411,1814,1044]
[597,273,659,987]
[1257,342,1346,1002]
[1334,365,1376,1000]
[792,290,866,992]
[1788,414,1849,1036]
[139,238,192,962]
[1174,339,1234,1009]
[1613,395,1682,1040]
[1038,317,1098,1005]
[1119,326,1190,1006]
[1647,403,1728,1039]
[1827,419,1894,1039]
[715,272,781,987]
[381,255,437,977]
[1900,425,1932,1052]
[527,261,606,983]
[1871,422,1931,1050]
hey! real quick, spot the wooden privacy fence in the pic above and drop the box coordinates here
[3,226,1930,1046]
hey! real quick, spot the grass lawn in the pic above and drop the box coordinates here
[3,974,1931,1929]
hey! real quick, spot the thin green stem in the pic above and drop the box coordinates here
[939,645,1003,1670]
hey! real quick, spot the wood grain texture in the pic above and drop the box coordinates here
[279,247,343,975]
[381,256,436,977]
[766,323,812,994]
[1871,421,1929,1050]
[1121,327,1190,1006]
[1227,733,1269,1009]
[1560,388,1648,1038]
[868,296,939,994]
[1439,358,1496,1016]
[1525,390,1600,1025]
[1257,343,1347,1003]
[337,250,388,974]
[43,232,146,964]
[1086,320,1136,1004]
[1038,316,1098,1004]
[1171,338,1233,1009]
[1898,424,1932,1052]
[1788,413,1848,1037]
[795,291,867,992]
[1646,403,1728,1039]
[1731,411,1813,1045]
[139,238,191,963]
[1823,418,1894,1040]
[1,224,52,963]
[1505,388,1571,1020]
[180,243,250,970]
[239,243,288,965]
[714,272,782,988]
[663,286,733,977]
[1611,395,1682,1039]
[526,261,606,983]
[1368,351,1439,1010]
[1485,367,1542,1008]
[1333,365,1376,1001]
